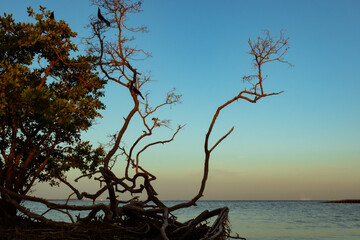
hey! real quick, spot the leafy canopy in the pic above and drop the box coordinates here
[0,7,106,193]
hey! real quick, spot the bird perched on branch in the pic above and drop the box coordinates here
[130,83,144,100]
[98,8,110,27]
[49,11,54,19]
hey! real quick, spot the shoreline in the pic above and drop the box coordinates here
[323,199,360,203]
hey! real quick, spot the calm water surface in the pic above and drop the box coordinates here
[23,200,360,240]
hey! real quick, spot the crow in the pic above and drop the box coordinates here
[98,8,110,27]
[49,11,54,19]
[131,83,144,100]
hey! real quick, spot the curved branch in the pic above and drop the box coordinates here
[135,125,183,173]
[0,186,113,221]
[169,30,290,213]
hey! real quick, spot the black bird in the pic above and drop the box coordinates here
[98,8,110,27]
[131,83,144,100]
[49,11,54,19]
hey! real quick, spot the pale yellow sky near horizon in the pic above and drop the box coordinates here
[33,156,360,201]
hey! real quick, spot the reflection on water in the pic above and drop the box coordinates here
[23,200,360,240]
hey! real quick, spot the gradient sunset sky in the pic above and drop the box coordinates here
[3,0,360,200]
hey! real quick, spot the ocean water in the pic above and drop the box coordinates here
[22,200,360,240]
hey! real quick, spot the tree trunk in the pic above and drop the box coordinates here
[0,197,18,222]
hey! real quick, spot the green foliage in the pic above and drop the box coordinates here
[0,7,106,193]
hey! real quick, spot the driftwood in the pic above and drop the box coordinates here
[0,186,240,239]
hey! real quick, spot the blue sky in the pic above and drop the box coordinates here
[3,0,360,200]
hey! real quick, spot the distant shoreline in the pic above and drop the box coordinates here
[323,199,360,204]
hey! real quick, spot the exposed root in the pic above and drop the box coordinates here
[0,190,243,239]
[160,207,169,240]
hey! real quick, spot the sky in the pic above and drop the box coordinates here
[2,0,360,200]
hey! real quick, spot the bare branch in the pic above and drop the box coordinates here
[135,125,184,173]
[209,127,234,153]
[169,30,291,214]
